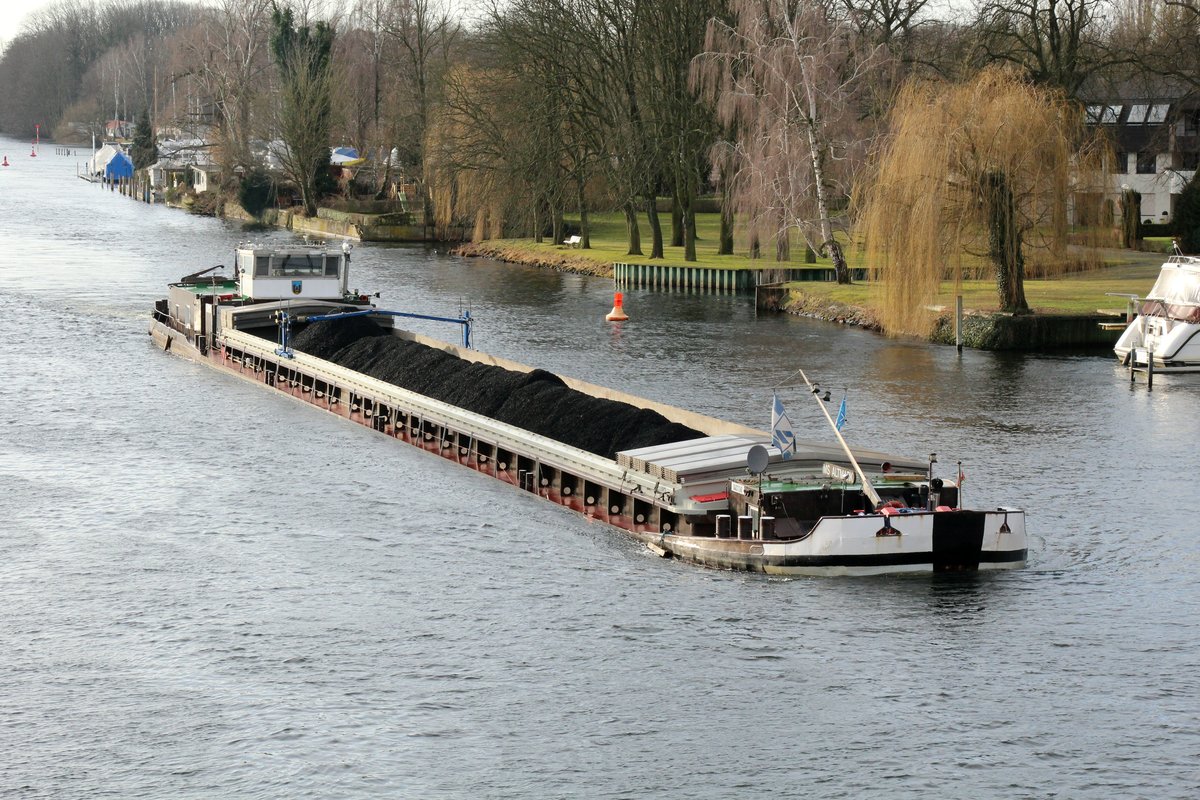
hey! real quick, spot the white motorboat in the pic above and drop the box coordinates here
[1114,255,1200,372]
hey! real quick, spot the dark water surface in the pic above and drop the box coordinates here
[1,140,1198,798]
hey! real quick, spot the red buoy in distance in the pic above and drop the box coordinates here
[605,292,629,322]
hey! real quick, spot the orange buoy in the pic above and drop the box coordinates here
[605,291,629,322]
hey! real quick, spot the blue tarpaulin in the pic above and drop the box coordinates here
[105,152,134,180]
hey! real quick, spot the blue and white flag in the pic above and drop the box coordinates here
[771,392,797,459]
[835,396,848,432]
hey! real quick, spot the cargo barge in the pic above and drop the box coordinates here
[149,244,1027,575]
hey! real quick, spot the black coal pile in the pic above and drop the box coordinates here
[287,318,704,459]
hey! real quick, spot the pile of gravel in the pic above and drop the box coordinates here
[287,317,703,459]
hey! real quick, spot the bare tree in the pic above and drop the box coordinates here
[180,0,274,171]
[1108,0,1200,96]
[698,0,880,282]
[373,0,461,222]
[271,4,336,216]
[973,0,1129,96]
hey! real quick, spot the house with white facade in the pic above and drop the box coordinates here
[1084,94,1200,225]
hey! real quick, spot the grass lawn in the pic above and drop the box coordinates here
[488,211,866,271]
[489,210,1165,316]
[792,257,1164,316]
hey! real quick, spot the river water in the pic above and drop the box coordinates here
[1,139,1197,798]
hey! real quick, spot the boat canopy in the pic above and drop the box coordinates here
[1143,260,1200,322]
[105,152,134,180]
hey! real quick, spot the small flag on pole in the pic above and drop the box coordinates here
[771,392,797,459]
[835,395,848,431]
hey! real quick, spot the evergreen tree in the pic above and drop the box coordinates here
[1176,174,1200,255]
[131,109,157,170]
[238,167,276,219]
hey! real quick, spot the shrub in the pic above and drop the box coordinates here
[238,168,276,219]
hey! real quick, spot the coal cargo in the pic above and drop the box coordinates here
[287,319,703,458]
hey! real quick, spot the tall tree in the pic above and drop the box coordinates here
[973,0,1126,96]
[643,0,722,262]
[857,67,1104,334]
[270,4,335,217]
[372,0,461,223]
[181,0,274,171]
[698,0,879,282]
[131,107,157,168]
[1109,0,1200,97]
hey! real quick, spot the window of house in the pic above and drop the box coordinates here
[1137,152,1157,174]
[1114,152,1128,173]
[1147,104,1170,124]
[1186,110,1200,135]
[1183,152,1200,171]
[1127,104,1149,124]
[1102,105,1121,123]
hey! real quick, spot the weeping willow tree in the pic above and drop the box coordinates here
[425,62,573,243]
[696,0,879,283]
[857,67,1104,334]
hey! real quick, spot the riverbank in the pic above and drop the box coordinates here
[454,240,614,277]
[463,224,1164,349]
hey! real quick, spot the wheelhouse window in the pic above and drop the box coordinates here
[269,253,332,276]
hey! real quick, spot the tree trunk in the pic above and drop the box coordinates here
[750,232,761,259]
[302,178,317,217]
[647,193,664,259]
[551,208,562,246]
[1120,188,1141,250]
[420,180,435,239]
[671,194,684,247]
[828,240,850,285]
[576,175,590,249]
[776,231,790,262]
[533,195,543,243]
[803,107,848,283]
[683,195,697,262]
[983,170,1029,312]
[719,189,734,255]
[625,202,642,256]
[375,141,393,201]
